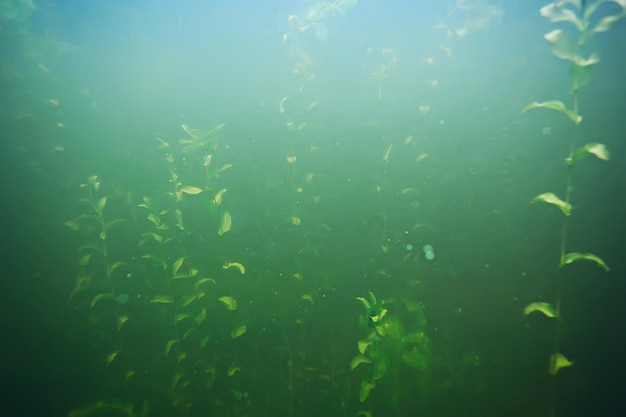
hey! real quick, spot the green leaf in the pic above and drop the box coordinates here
[165,339,178,355]
[107,261,127,276]
[64,219,81,231]
[356,297,371,313]
[180,185,203,195]
[567,143,610,165]
[358,339,372,355]
[141,254,167,269]
[231,324,247,338]
[524,302,557,318]
[549,352,573,375]
[195,278,216,288]
[200,336,209,348]
[540,3,584,31]
[370,308,387,323]
[570,59,596,90]
[171,373,183,389]
[91,293,115,308]
[175,313,190,323]
[96,197,108,216]
[522,100,582,125]
[106,351,120,366]
[117,315,129,331]
[592,13,626,33]
[560,252,610,271]
[222,262,245,274]
[172,257,186,276]
[350,354,372,371]
[142,232,163,244]
[218,210,232,235]
[179,293,198,307]
[69,273,92,300]
[359,379,376,402]
[182,328,195,341]
[195,308,207,325]
[218,296,237,310]
[530,193,572,216]
[78,254,91,266]
[150,295,174,304]
[544,29,600,67]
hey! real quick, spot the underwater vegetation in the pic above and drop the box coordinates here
[2,1,623,417]
[522,1,623,416]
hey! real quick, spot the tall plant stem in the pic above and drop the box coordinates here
[550,75,580,417]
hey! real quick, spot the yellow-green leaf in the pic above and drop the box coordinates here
[213,188,228,205]
[91,293,115,308]
[97,196,108,215]
[172,257,186,276]
[175,313,190,323]
[592,13,625,33]
[200,336,209,348]
[522,100,582,125]
[70,273,92,300]
[150,295,173,304]
[142,231,163,243]
[544,29,599,67]
[107,261,127,276]
[549,352,573,375]
[370,308,387,323]
[218,210,232,235]
[359,379,376,402]
[560,252,609,271]
[179,293,198,307]
[218,296,237,310]
[106,351,119,366]
[350,354,372,371]
[78,254,91,266]
[165,339,178,355]
[568,142,610,165]
[301,294,314,304]
[524,302,557,318]
[231,324,247,338]
[358,340,372,355]
[180,185,203,195]
[117,315,130,331]
[171,373,183,389]
[531,192,572,216]
[228,363,241,376]
[195,308,207,325]
[356,297,371,313]
[223,262,245,274]
[195,278,216,288]
[64,219,81,231]
[182,328,195,340]
[540,4,584,31]
[582,143,610,161]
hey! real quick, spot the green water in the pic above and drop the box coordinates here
[1,1,625,416]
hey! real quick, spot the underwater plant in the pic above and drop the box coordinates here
[65,176,129,359]
[522,1,624,415]
[65,121,241,416]
[350,291,432,414]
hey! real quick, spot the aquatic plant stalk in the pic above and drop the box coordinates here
[522,1,623,415]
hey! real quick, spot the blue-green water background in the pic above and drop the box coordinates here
[1,1,625,416]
